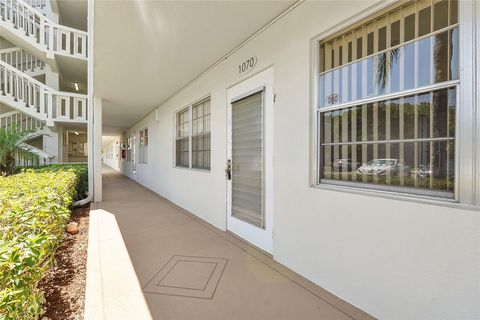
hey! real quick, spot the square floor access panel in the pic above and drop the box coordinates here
[143,255,228,299]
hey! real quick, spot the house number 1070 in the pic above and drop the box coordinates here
[238,56,257,75]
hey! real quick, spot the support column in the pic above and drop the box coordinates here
[93,96,102,202]
[42,126,60,162]
[45,64,59,91]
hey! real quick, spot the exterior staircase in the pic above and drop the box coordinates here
[0,0,87,165]
[0,109,43,130]
[0,0,87,71]
[0,58,87,125]
[0,47,45,77]
[24,0,46,14]
[0,0,88,125]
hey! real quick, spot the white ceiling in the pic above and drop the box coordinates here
[56,0,88,31]
[55,0,88,93]
[102,135,120,149]
[94,0,295,129]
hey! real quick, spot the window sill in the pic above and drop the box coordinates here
[311,182,480,212]
[173,165,211,173]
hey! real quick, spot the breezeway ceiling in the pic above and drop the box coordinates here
[56,0,88,31]
[94,0,296,129]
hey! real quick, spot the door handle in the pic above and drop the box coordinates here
[225,159,232,180]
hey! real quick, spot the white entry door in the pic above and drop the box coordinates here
[226,67,274,254]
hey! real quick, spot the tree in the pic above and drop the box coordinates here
[0,125,38,176]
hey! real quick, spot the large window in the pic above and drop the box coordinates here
[139,128,148,163]
[175,97,211,170]
[317,0,458,198]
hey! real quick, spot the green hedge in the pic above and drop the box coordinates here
[0,165,87,320]
[29,164,88,201]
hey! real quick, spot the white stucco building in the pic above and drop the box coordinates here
[96,1,480,319]
[3,0,479,319]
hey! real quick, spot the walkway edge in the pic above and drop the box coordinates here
[84,206,153,320]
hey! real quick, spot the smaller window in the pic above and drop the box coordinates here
[175,97,211,170]
[126,136,133,162]
[176,108,190,167]
[139,128,148,163]
[192,99,211,170]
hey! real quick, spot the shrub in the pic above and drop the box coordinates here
[0,165,86,320]
[30,164,88,201]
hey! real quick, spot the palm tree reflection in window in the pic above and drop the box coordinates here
[375,31,454,180]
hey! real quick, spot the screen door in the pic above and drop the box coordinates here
[226,67,273,254]
[231,91,264,227]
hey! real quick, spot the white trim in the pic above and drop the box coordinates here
[321,178,454,199]
[475,0,480,205]
[318,80,459,112]
[226,66,274,254]
[310,0,477,207]
[457,0,476,205]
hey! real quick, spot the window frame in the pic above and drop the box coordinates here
[139,127,149,164]
[173,95,211,171]
[126,136,133,162]
[309,0,477,206]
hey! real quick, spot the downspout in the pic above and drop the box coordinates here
[73,98,94,207]
[74,0,94,207]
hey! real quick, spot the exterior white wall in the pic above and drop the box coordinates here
[117,1,480,319]
[42,126,60,162]
[102,139,120,171]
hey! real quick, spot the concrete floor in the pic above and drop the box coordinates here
[98,166,375,320]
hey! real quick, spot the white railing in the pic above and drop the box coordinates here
[23,0,45,10]
[0,109,43,130]
[0,0,87,59]
[0,47,44,74]
[0,60,87,123]
[16,142,51,165]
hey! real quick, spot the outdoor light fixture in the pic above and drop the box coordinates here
[73,131,79,135]
[74,82,79,91]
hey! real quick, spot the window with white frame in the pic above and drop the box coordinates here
[139,128,148,163]
[126,136,133,162]
[316,0,458,198]
[175,97,211,170]
[175,107,190,167]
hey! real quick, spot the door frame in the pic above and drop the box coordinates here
[226,66,274,254]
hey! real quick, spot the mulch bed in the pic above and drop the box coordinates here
[39,205,90,320]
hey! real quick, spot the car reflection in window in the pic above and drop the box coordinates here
[332,159,360,172]
[356,159,411,177]
[415,162,455,179]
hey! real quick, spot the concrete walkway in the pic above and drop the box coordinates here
[97,166,375,320]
